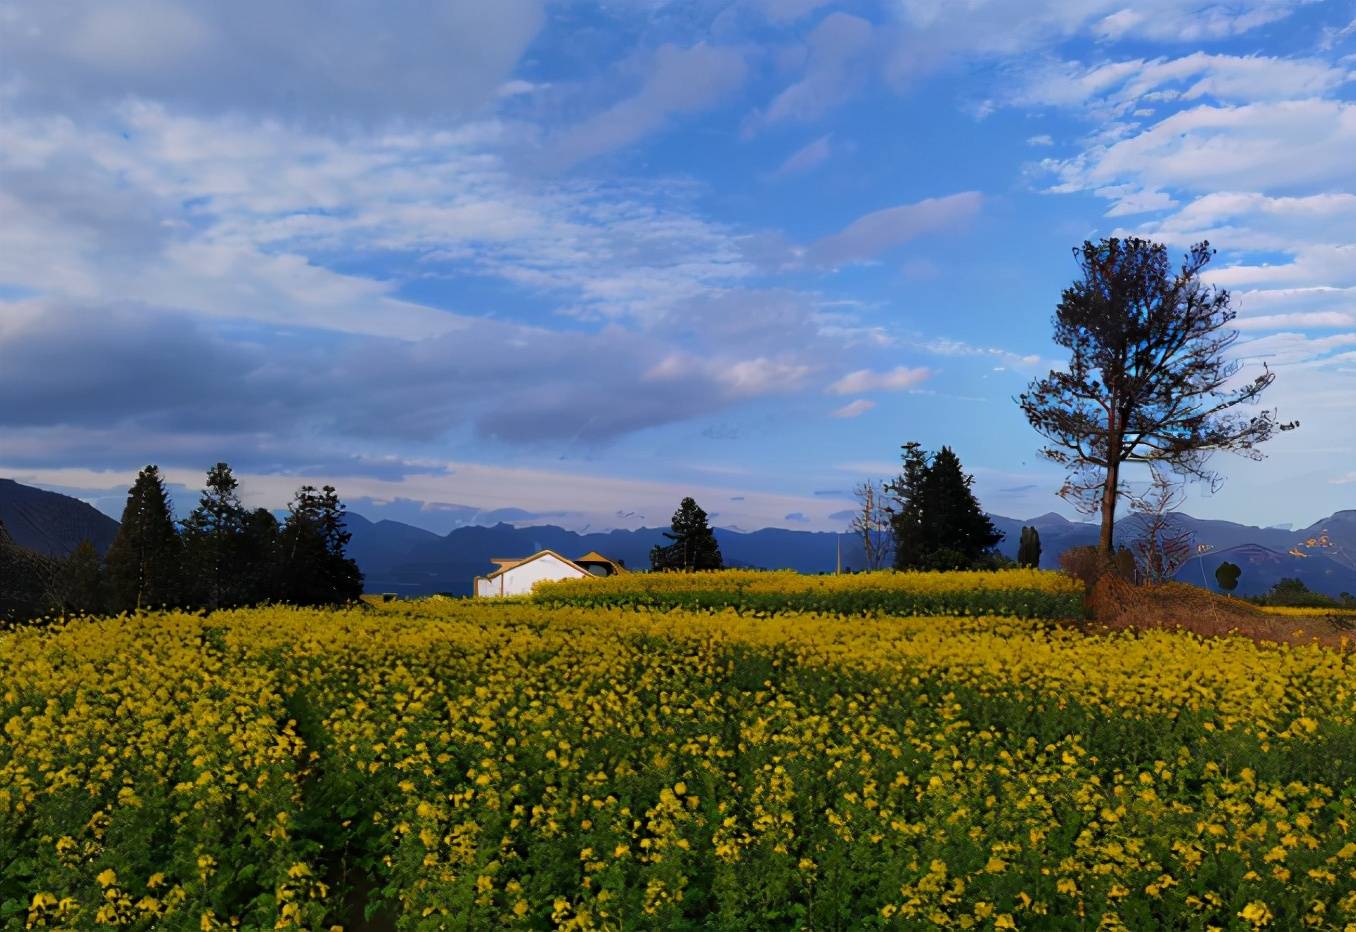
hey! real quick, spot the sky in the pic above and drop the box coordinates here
[1,0,1354,534]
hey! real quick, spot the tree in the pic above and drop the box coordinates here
[849,479,893,570]
[1128,469,1195,584]
[651,497,723,571]
[239,507,281,604]
[279,485,362,604]
[886,443,1003,570]
[180,462,248,610]
[105,465,182,611]
[1017,526,1042,568]
[1215,561,1241,594]
[0,518,59,621]
[1019,238,1294,559]
[58,540,106,615]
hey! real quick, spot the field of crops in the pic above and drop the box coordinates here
[533,568,1084,619]
[3,579,1356,929]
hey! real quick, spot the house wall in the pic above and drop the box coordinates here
[481,554,588,597]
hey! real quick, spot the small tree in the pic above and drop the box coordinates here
[1017,526,1042,568]
[181,462,248,610]
[105,465,182,611]
[1128,470,1195,585]
[1214,561,1241,594]
[240,508,281,604]
[886,443,1002,570]
[651,497,723,571]
[1019,238,1294,560]
[850,479,893,570]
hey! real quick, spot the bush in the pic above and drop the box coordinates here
[1058,545,1138,594]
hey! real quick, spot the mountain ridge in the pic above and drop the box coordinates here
[3,478,1352,597]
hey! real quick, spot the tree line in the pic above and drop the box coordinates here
[1,463,361,622]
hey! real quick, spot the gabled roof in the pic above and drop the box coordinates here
[575,550,628,573]
[478,549,587,580]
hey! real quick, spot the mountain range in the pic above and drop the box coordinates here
[3,478,1352,598]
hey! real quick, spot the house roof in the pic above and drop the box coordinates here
[575,550,628,573]
[478,549,587,580]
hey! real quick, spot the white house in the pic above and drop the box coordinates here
[473,549,626,598]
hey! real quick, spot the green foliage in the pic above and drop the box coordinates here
[58,540,106,615]
[180,462,249,610]
[1214,560,1242,593]
[1017,526,1042,568]
[278,485,363,605]
[887,443,1003,570]
[650,497,724,571]
[1251,576,1350,609]
[0,519,60,623]
[104,465,182,611]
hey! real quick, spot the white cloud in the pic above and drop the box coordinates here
[827,366,931,395]
[1,0,545,121]
[806,192,983,266]
[1234,311,1356,330]
[1050,100,1356,195]
[747,13,875,132]
[550,43,747,165]
[773,134,835,177]
[1026,134,1054,146]
[830,399,876,418]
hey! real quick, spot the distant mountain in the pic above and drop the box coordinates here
[4,477,1352,598]
[354,521,870,596]
[0,478,120,557]
[1176,544,1356,598]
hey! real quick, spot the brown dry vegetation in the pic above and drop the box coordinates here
[1088,574,1354,650]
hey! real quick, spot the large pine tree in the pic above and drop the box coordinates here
[886,444,1003,570]
[105,465,182,610]
[651,497,723,571]
[180,462,248,610]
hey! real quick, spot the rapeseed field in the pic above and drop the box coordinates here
[3,584,1354,929]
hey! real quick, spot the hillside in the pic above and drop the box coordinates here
[1175,543,1356,598]
[0,478,120,557]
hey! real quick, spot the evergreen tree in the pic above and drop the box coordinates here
[0,518,58,621]
[887,444,1003,570]
[279,485,363,604]
[651,497,723,571]
[1214,561,1241,594]
[180,462,248,610]
[60,540,106,615]
[240,508,281,604]
[1017,526,1042,568]
[105,465,182,610]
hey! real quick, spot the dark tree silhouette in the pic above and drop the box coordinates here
[59,540,106,614]
[886,443,1003,570]
[240,507,282,604]
[105,465,182,610]
[651,497,723,571]
[1017,526,1042,569]
[181,462,248,610]
[279,485,363,604]
[1214,561,1241,594]
[1019,238,1294,558]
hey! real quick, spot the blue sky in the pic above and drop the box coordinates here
[1,0,1353,533]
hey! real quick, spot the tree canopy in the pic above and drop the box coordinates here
[1019,238,1293,557]
[886,443,1003,570]
[651,497,724,571]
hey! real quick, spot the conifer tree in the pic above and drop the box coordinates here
[279,485,362,604]
[105,465,182,610]
[651,497,723,571]
[1017,526,1042,568]
[886,444,1003,570]
[60,540,106,614]
[240,507,281,604]
[181,462,248,610]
